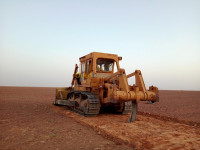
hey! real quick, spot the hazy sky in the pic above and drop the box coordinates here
[0,0,200,90]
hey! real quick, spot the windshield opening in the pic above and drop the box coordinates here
[96,58,114,72]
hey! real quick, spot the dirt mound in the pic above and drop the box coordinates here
[53,105,200,150]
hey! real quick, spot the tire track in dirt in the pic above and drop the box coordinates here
[52,105,200,150]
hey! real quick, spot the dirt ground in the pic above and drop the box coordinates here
[0,87,200,150]
[139,90,200,123]
[0,87,131,150]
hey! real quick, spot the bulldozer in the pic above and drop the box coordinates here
[54,52,159,122]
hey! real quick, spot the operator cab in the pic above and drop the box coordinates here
[78,52,122,83]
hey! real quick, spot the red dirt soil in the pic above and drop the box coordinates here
[139,90,200,124]
[0,87,200,150]
[0,87,131,150]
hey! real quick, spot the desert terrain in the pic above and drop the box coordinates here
[0,86,200,150]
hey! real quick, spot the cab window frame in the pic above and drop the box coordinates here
[96,58,114,73]
[81,62,85,73]
[86,59,92,74]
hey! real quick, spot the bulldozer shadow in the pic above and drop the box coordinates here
[99,105,124,115]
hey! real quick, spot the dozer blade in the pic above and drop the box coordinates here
[128,101,138,122]
[54,99,68,106]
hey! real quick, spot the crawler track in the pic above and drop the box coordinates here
[67,91,100,116]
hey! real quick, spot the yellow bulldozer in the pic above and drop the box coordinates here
[54,52,159,122]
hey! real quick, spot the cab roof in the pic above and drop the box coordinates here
[79,52,120,62]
